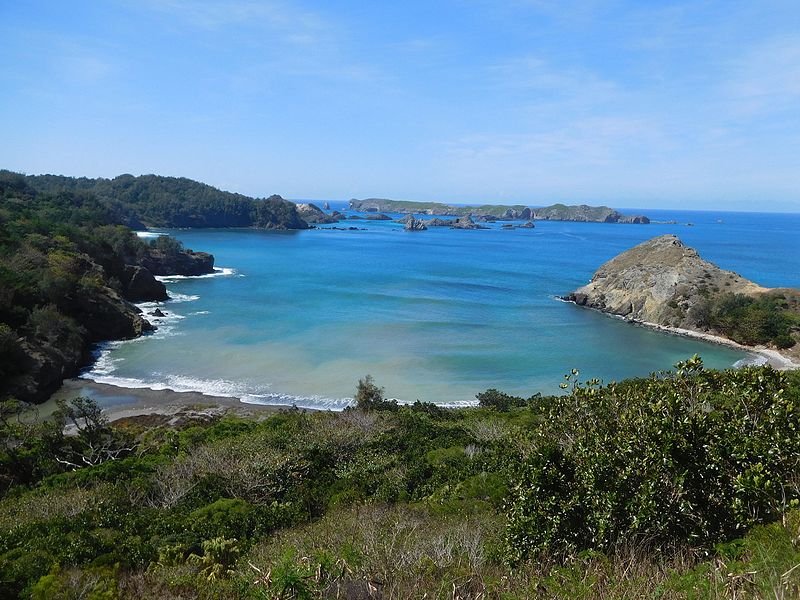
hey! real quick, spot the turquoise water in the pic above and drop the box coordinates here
[83,206,800,409]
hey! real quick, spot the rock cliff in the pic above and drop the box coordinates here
[296,202,339,224]
[141,249,215,276]
[565,235,767,330]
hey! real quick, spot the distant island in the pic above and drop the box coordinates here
[565,234,800,366]
[349,198,649,223]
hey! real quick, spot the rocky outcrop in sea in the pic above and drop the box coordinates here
[296,203,339,224]
[564,234,766,330]
[450,216,488,230]
[401,215,428,231]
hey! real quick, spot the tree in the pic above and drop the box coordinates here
[354,375,396,411]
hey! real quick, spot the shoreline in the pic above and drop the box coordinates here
[561,298,800,370]
[50,378,312,423]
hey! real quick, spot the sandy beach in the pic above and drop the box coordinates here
[49,378,307,423]
[629,321,800,370]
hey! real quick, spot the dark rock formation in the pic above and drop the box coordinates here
[517,221,535,229]
[6,289,152,403]
[365,213,392,220]
[450,216,488,230]
[323,202,331,210]
[141,249,215,276]
[123,265,168,302]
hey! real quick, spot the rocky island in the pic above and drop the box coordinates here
[350,197,648,223]
[534,203,649,223]
[565,234,800,366]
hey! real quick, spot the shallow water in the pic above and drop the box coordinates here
[81,206,800,409]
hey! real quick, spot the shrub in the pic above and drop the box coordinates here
[504,357,800,562]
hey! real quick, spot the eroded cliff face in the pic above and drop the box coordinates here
[565,235,767,329]
[140,249,215,276]
[295,203,339,224]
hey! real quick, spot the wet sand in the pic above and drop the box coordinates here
[49,378,306,422]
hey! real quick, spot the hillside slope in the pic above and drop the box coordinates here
[23,173,309,230]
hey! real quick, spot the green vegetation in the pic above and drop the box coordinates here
[700,291,800,348]
[1,359,798,598]
[22,173,308,229]
[0,172,163,401]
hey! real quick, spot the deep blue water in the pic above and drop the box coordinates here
[80,205,800,409]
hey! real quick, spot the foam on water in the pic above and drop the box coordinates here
[156,267,236,282]
[733,354,769,368]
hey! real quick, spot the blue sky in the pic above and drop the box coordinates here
[2,1,799,211]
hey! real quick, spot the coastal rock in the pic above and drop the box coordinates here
[565,235,767,329]
[402,215,428,231]
[323,202,331,210]
[619,215,650,224]
[141,249,215,276]
[422,218,452,227]
[450,215,488,230]
[501,223,514,229]
[123,265,168,302]
[151,308,166,317]
[296,202,339,224]
[476,215,498,222]
[6,288,153,404]
[365,213,392,220]
[517,221,535,228]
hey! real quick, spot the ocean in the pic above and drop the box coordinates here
[78,205,800,409]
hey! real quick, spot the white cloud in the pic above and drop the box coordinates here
[136,0,327,40]
[725,36,800,115]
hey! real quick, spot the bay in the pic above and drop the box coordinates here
[82,206,800,408]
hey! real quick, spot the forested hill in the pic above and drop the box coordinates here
[0,171,217,403]
[21,173,308,230]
